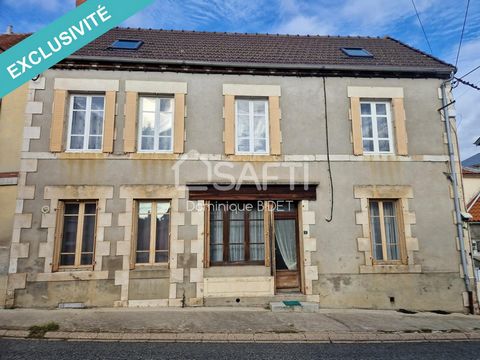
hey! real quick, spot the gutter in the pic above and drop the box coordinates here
[440,77,474,313]
[63,55,453,77]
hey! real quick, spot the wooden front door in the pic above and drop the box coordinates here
[273,209,300,290]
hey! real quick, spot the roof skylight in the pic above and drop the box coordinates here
[341,47,373,58]
[111,40,143,50]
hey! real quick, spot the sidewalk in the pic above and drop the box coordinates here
[1,307,480,343]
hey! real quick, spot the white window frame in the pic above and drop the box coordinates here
[137,96,174,153]
[360,100,394,154]
[235,98,270,155]
[67,94,105,152]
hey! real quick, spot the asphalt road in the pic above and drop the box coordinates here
[2,339,480,359]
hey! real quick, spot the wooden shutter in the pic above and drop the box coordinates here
[392,98,408,156]
[350,97,363,155]
[50,90,68,152]
[264,201,272,267]
[173,93,185,154]
[124,92,138,153]
[52,201,65,272]
[224,95,235,155]
[269,96,281,155]
[102,91,116,153]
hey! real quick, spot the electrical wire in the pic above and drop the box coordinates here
[411,0,433,54]
[455,0,470,68]
[322,77,334,222]
[458,64,480,80]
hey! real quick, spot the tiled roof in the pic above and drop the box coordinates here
[468,194,480,222]
[462,153,480,168]
[463,167,480,176]
[71,28,454,74]
[0,33,30,52]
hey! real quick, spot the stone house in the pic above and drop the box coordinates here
[2,27,475,312]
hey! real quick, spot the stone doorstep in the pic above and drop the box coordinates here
[3,330,479,343]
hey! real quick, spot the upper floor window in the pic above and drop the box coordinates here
[235,99,269,155]
[67,95,105,151]
[369,199,403,263]
[138,97,174,153]
[57,201,97,269]
[360,101,394,154]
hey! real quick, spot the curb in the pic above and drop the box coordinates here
[2,330,480,343]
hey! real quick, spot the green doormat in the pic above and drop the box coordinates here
[283,300,301,307]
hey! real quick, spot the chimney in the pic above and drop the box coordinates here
[76,0,87,6]
[5,25,13,35]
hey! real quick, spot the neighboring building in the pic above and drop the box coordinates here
[3,27,475,312]
[0,30,30,307]
[463,153,480,169]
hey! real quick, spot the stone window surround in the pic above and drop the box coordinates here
[38,185,113,281]
[354,185,421,274]
[115,185,187,307]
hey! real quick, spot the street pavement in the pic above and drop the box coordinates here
[2,338,480,359]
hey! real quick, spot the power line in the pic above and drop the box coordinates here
[455,0,470,67]
[411,0,433,54]
[458,64,480,79]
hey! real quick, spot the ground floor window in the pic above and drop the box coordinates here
[210,202,265,265]
[369,199,405,263]
[57,201,97,268]
[135,200,170,265]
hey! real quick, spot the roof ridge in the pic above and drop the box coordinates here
[113,26,383,40]
[384,36,455,73]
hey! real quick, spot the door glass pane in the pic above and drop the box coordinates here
[73,96,87,110]
[376,103,387,115]
[71,112,85,135]
[229,208,244,262]
[360,103,371,115]
[361,117,373,138]
[91,96,105,111]
[70,135,84,150]
[378,140,390,152]
[377,117,389,138]
[141,113,155,136]
[210,208,223,262]
[274,219,297,270]
[89,111,104,135]
[136,202,152,263]
[160,98,172,112]
[363,139,374,152]
[249,208,264,261]
[155,211,169,253]
[383,201,399,260]
[369,201,383,260]
[237,100,249,114]
[142,97,156,112]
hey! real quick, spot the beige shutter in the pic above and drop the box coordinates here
[392,98,408,155]
[102,91,116,153]
[268,96,281,155]
[52,201,65,272]
[173,93,185,154]
[50,90,68,152]
[124,92,138,153]
[224,95,235,155]
[350,97,363,155]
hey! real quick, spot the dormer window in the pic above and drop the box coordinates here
[342,47,373,57]
[111,40,143,50]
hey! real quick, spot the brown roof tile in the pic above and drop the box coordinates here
[468,195,480,222]
[0,33,30,52]
[71,28,454,74]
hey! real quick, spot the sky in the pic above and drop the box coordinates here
[0,0,479,160]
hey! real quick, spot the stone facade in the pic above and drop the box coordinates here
[1,68,474,313]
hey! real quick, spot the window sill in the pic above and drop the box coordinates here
[130,153,179,160]
[57,152,106,159]
[132,264,169,271]
[225,154,281,162]
[31,270,109,282]
[359,264,422,274]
